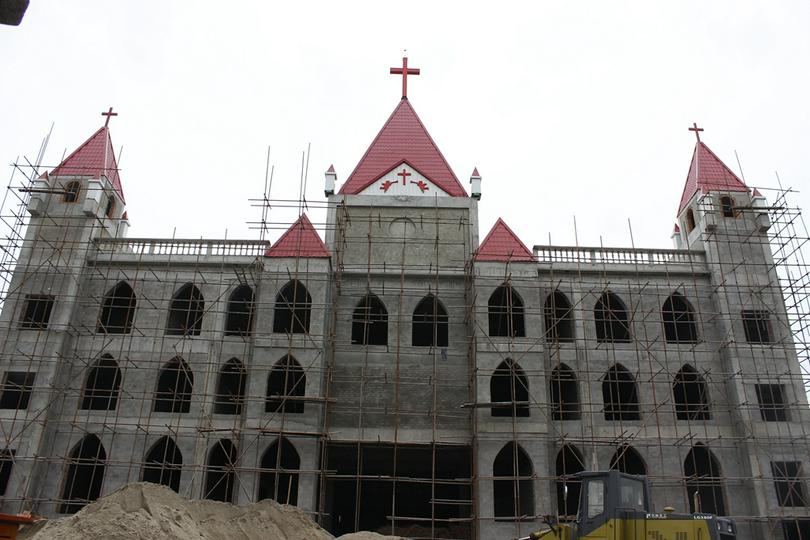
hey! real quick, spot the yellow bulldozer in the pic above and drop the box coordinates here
[521,470,736,539]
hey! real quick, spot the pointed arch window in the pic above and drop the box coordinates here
[556,444,585,518]
[60,434,106,513]
[213,358,246,415]
[351,294,388,345]
[684,444,726,515]
[544,290,575,342]
[490,359,529,417]
[166,283,204,336]
[80,354,121,411]
[609,445,647,476]
[662,293,698,343]
[594,292,631,343]
[493,442,534,520]
[142,436,182,493]
[97,281,136,334]
[258,437,300,505]
[550,364,580,420]
[488,285,525,337]
[266,355,305,414]
[225,285,255,337]
[154,357,193,413]
[602,364,640,421]
[273,280,311,334]
[63,181,81,203]
[412,294,448,347]
[204,439,237,502]
[673,365,710,420]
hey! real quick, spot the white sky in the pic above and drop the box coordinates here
[2,1,809,250]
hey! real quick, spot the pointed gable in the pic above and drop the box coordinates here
[475,218,534,262]
[264,214,330,258]
[678,142,748,213]
[339,99,467,197]
[48,126,125,203]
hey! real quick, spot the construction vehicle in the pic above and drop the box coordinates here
[520,470,736,539]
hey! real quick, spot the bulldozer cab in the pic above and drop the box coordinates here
[574,471,650,538]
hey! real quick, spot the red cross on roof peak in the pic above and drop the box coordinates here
[390,56,420,99]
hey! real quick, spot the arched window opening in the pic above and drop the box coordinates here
[166,283,204,336]
[594,292,631,343]
[490,359,530,417]
[556,444,585,518]
[80,355,121,411]
[412,294,448,347]
[213,358,246,415]
[602,364,640,421]
[684,444,726,515]
[225,285,254,337]
[673,365,710,421]
[550,364,580,420]
[0,449,14,496]
[97,281,136,334]
[204,439,237,502]
[545,291,575,342]
[493,442,534,520]
[154,357,193,413]
[662,293,698,343]
[488,285,525,338]
[60,434,106,514]
[258,437,300,505]
[142,436,182,493]
[266,355,305,414]
[351,294,388,345]
[685,209,696,233]
[609,445,647,476]
[63,181,81,203]
[719,196,735,218]
[273,280,311,334]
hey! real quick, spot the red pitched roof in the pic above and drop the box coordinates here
[677,142,748,213]
[471,167,480,177]
[264,214,330,258]
[339,99,467,197]
[475,218,534,262]
[47,126,125,203]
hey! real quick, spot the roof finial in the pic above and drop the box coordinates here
[390,54,420,100]
[688,122,704,143]
[102,107,118,128]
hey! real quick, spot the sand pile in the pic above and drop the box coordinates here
[19,483,405,540]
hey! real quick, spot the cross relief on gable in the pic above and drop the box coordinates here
[360,164,448,197]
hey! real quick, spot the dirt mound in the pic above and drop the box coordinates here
[19,482,335,540]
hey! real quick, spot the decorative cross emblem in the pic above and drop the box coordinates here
[397,168,411,185]
[390,56,420,99]
[689,122,704,143]
[102,107,118,127]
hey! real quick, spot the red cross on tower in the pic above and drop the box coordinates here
[688,122,704,143]
[102,107,118,127]
[397,168,411,185]
[390,56,420,99]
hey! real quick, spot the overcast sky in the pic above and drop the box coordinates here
[2,1,808,250]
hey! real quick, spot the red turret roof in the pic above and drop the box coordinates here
[471,167,480,177]
[339,99,467,197]
[475,218,534,262]
[264,214,330,258]
[47,126,125,203]
[677,142,748,213]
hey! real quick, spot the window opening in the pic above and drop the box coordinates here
[225,285,254,337]
[772,461,807,507]
[755,384,789,421]
[266,355,305,414]
[684,444,726,515]
[594,292,631,343]
[142,436,182,493]
[80,355,121,411]
[685,209,696,232]
[550,364,580,420]
[720,196,735,217]
[609,445,647,476]
[412,294,448,347]
[544,290,574,342]
[602,364,641,421]
[273,280,311,334]
[166,283,204,336]
[488,285,525,338]
[60,434,106,513]
[204,439,237,502]
[213,358,246,415]
[154,357,193,413]
[258,437,300,505]
[662,292,698,343]
[20,294,55,330]
[556,444,585,518]
[673,365,710,420]
[0,371,36,410]
[742,310,772,343]
[105,196,115,218]
[0,449,14,496]
[351,294,388,345]
[63,181,81,203]
[490,359,529,417]
[493,442,534,520]
[97,281,136,334]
